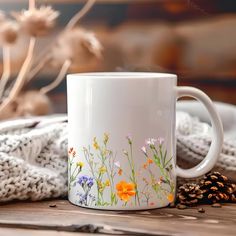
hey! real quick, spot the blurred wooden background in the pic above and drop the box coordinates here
[0,0,236,112]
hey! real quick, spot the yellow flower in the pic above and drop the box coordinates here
[99,166,106,174]
[76,161,84,168]
[97,181,103,192]
[93,137,100,150]
[167,193,175,203]
[116,180,136,202]
[103,133,109,144]
[105,180,110,186]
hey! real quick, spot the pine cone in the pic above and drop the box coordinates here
[199,171,234,203]
[177,183,203,206]
[229,183,236,203]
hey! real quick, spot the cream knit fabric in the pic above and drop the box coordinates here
[0,102,235,202]
[0,116,68,202]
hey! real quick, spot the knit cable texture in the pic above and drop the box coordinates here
[0,113,235,202]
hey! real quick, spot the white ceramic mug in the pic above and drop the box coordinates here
[67,72,223,210]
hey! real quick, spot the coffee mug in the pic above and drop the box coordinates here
[67,72,223,210]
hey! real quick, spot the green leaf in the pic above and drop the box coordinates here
[153,154,160,166]
[164,156,172,168]
[163,150,167,165]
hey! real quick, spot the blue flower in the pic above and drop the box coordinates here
[77,175,89,186]
[87,177,94,188]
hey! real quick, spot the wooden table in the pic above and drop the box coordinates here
[0,200,235,236]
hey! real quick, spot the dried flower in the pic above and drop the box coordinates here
[13,6,59,37]
[0,20,19,45]
[50,27,102,69]
[0,11,6,23]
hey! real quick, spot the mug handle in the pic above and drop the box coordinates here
[176,86,224,178]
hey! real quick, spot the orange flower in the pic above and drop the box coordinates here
[150,202,155,206]
[116,180,136,202]
[167,193,174,203]
[147,158,153,164]
[143,163,147,169]
[68,147,73,154]
[68,147,76,157]
[118,168,123,176]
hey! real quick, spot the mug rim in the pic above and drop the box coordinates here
[67,72,177,80]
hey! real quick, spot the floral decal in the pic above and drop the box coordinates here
[116,180,136,203]
[68,133,175,207]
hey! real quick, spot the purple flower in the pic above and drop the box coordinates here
[77,175,89,186]
[87,177,94,188]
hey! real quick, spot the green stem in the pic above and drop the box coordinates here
[129,143,140,206]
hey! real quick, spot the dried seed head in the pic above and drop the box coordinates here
[50,28,103,69]
[0,20,19,45]
[0,11,6,23]
[12,6,59,37]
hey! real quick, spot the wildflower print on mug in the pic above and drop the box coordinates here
[68,133,175,208]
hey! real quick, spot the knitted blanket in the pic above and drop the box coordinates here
[0,102,235,202]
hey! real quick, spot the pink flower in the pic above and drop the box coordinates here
[157,137,164,145]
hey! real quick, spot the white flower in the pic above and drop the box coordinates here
[141,146,147,155]
[145,138,157,146]
[157,137,164,145]
[114,161,120,168]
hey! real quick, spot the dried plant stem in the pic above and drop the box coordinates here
[0,37,36,114]
[28,0,96,78]
[66,0,96,30]
[29,0,35,10]
[27,54,51,82]
[40,59,71,94]
[0,46,11,99]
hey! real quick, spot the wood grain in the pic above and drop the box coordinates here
[0,200,235,235]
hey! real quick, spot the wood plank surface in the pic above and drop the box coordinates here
[0,200,235,235]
